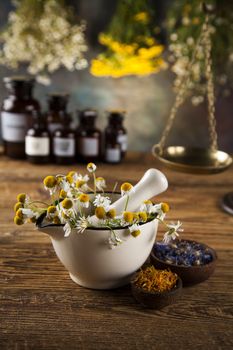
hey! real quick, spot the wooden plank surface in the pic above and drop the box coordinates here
[0,152,233,350]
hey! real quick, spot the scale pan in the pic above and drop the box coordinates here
[153,146,232,174]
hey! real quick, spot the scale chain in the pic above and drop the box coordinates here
[153,13,218,156]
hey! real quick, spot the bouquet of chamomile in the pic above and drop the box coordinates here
[13,163,183,248]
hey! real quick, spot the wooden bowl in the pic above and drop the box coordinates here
[130,272,182,309]
[150,239,217,286]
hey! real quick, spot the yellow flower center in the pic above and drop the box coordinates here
[53,216,61,225]
[96,177,104,182]
[143,200,152,205]
[60,190,67,199]
[62,199,73,209]
[131,229,141,237]
[138,211,148,222]
[66,175,73,184]
[47,205,57,214]
[161,203,170,213]
[14,202,23,212]
[17,193,26,203]
[67,171,76,177]
[43,176,57,188]
[121,182,133,193]
[29,217,37,223]
[76,180,86,188]
[95,206,106,219]
[79,194,90,203]
[16,209,23,219]
[123,211,134,223]
[14,216,24,225]
[106,208,116,219]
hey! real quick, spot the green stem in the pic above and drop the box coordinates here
[28,200,49,207]
[93,173,96,195]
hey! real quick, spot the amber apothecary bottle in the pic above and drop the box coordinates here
[76,109,101,162]
[52,111,76,165]
[104,111,127,162]
[104,111,128,158]
[46,93,71,133]
[25,111,50,164]
[1,76,40,159]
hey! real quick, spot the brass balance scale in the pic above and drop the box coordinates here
[152,7,233,213]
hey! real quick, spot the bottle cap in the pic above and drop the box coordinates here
[47,92,69,111]
[107,110,125,122]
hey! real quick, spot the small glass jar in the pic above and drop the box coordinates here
[104,110,127,162]
[76,109,101,162]
[46,93,71,133]
[52,111,76,165]
[25,111,50,164]
[1,76,40,159]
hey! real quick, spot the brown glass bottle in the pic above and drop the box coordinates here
[76,109,101,163]
[46,93,71,133]
[104,111,127,162]
[1,76,40,159]
[25,111,50,164]
[52,111,76,165]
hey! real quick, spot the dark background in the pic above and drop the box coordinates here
[0,0,232,152]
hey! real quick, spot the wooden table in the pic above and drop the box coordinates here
[0,153,233,350]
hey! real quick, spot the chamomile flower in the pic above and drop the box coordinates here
[129,224,141,237]
[138,211,148,222]
[67,171,79,182]
[75,179,89,192]
[61,198,73,210]
[151,203,166,220]
[43,175,57,194]
[121,182,133,196]
[93,194,111,211]
[17,193,27,203]
[14,202,23,212]
[14,216,24,225]
[78,194,90,208]
[122,211,134,224]
[96,177,106,191]
[77,174,89,182]
[75,216,90,234]
[163,221,183,244]
[95,206,106,220]
[140,200,153,213]
[87,163,97,173]
[106,208,116,219]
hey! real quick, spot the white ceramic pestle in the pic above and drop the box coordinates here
[89,168,168,225]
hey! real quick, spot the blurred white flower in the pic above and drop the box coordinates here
[163,221,183,244]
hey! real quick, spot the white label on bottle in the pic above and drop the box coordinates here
[1,112,28,142]
[106,148,121,163]
[53,137,75,157]
[79,138,98,156]
[117,134,127,151]
[48,123,62,133]
[25,136,50,156]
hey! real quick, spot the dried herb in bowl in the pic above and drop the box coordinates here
[133,265,178,293]
[131,265,182,309]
